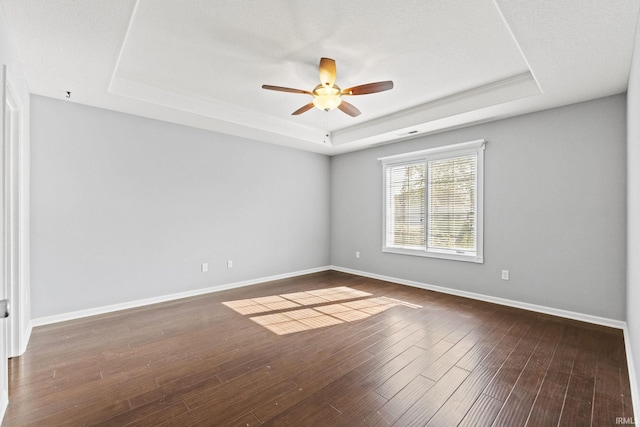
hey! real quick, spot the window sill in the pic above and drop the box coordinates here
[382,247,484,264]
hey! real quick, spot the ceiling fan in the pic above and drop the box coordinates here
[262,57,394,117]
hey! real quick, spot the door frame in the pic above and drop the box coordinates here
[3,81,27,358]
[0,62,9,420]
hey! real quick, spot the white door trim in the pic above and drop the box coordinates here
[4,80,29,358]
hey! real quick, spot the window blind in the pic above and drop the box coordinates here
[380,138,484,263]
[386,162,425,249]
[427,154,477,252]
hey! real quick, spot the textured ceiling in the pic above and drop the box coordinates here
[2,0,639,154]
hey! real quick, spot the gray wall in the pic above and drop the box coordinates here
[331,94,627,321]
[28,92,630,321]
[30,96,330,318]
[627,11,640,404]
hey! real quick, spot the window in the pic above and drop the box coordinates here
[380,139,485,263]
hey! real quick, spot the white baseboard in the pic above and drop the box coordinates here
[623,325,640,422]
[19,322,32,355]
[31,266,331,327]
[330,265,626,329]
[33,264,627,330]
[0,391,6,423]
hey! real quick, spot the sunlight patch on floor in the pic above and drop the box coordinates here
[223,286,422,335]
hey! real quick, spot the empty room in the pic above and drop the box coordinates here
[0,0,639,426]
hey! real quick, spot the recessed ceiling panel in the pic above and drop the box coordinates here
[110,0,534,146]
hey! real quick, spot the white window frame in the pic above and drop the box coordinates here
[379,139,485,263]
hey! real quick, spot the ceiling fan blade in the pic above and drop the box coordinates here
[319,57,337,88]
[342,81,394,96]
[292,102,315,115]
[338,100,361,117]
[262,85,312,95]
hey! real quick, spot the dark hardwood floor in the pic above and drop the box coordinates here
[2,271,634,426]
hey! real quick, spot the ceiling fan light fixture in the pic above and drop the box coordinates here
[262,58,393,117]
[312,84,342,111]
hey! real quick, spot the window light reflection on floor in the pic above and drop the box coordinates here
[222,286,421,335]
[221,295,300,315]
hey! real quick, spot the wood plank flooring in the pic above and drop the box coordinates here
[2,271,634,426]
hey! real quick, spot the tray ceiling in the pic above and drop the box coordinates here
[2,0,639,154]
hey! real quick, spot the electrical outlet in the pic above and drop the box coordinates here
[227,260,233,269]
[501,270,510,280]
[356,251,360,259]
[201,263,208,272]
